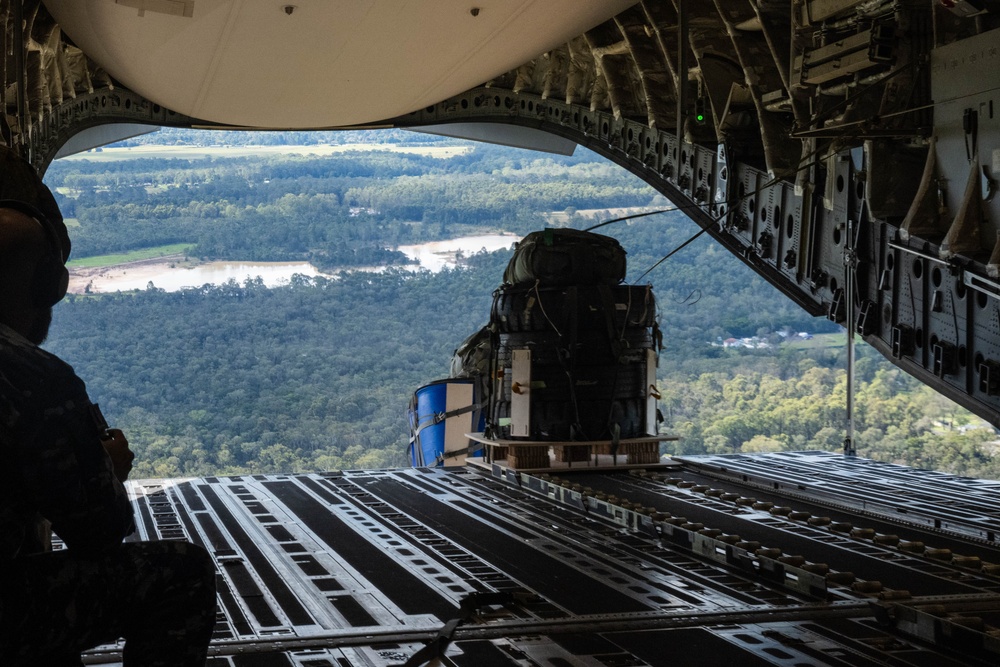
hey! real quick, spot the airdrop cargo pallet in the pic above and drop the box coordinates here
[466,432,679,471]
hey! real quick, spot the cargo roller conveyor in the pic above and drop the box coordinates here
[676,451,1000,547]
[565,470,1000,598]
[638,466,1000,568]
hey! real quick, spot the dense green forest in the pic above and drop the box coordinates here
[41,129,1000,479]
[48,131,649,269]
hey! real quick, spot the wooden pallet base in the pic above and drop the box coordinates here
[466,433,679,471]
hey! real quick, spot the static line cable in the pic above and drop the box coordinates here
[801,60,917,131]
[628,139,827,282]
[586,137,826,240]
[584,208,675,232]
[674,289,702,306]
[796,82,1000,139]
[632,225,711,284]
[878,84,1000,119]
[607,95,877,284]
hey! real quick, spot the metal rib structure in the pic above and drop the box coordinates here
[3,1,999,425]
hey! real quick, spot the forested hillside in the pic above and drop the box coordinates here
[48,133,649,269]
[42,130,1000,479]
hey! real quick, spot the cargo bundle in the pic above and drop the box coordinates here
[410,228,665,469]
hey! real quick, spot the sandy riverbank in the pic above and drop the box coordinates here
[66,233,522,294]
[68,255,188,294]
[68,256,333,294]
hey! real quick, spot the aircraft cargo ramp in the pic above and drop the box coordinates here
[82,452,1000,666]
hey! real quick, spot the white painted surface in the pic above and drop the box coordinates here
[46,1,635,127]
[510,349,532,438]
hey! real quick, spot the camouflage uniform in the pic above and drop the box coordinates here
[0,323,217,665]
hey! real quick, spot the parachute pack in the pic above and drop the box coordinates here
[413,228,661,468]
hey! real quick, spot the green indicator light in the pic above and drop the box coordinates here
[694,97,707,124]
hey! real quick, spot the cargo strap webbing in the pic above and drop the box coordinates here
[402,592,517,667]
[608,422,621,459]
[406,395,422,465]
[560,286,587,440]
[411,403,481,440]
[596,284,624,362]
[434,441,485,465]
[410,403,482,467]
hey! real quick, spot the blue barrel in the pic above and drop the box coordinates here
[408,379,483,467]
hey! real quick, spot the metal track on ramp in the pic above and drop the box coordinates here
[78,454,1000,666]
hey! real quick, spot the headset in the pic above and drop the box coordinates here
[0,199,70,307]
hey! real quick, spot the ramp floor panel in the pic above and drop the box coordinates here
[75,455,1000,666]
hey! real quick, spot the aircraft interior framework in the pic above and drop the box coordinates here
[2,1,1000,665]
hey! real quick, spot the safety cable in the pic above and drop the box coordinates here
[581,138,825,240]
[675,289,702,306]
[584,208,675,232]
[629,134,836,282]
[631,225,712,284]
[799,60,918,132]
[798,82,1000,140]
[532,279,563,337]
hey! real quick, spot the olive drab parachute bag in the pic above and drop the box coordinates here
[449,325,493,439]
[502,228,627,287]
[449,325,493,380]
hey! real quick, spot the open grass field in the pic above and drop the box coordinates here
[67,243,195,268]
[544,206,659,225]
[783,332,846,350]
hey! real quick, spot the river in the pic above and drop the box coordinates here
[68,233,520,294]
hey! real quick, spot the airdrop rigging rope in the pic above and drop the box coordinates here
[797,60,918,133]
[630,137,836,282]
[533,279,563,337]
[584,208,675,232]
[582,137,828,242]
[794,79,1000,144]
[632,226,711,284]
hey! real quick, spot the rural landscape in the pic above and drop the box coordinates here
[42,129,1000,480]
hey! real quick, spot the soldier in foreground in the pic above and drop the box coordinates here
[0,150,217,665]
